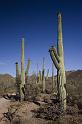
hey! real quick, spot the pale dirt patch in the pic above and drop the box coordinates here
[0,98,10,124]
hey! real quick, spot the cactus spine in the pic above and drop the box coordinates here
[49,13,66,112]
[20,38,25,101]
[42,57,45,93]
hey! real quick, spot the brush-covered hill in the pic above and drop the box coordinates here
[0,74,15,95]
[66,70,82,103]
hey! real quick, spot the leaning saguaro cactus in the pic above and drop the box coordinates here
[49,13,66,112]
[20,38,25,101]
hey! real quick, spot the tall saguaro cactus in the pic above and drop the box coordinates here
[49,13,66,112]
[20,38,25,101]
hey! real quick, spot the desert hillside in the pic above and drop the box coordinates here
[0,74,15,95]
[66,70,82,96]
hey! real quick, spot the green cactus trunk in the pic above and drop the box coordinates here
[46,69,49,80]
[20,38,25,101]
[25,58,31,77]
[57,13,66,112]
[37,70,42,83]
[15,62,21,100]
[24,59,31,100]
[52,63,55,92]
[49,13,66,112]
[36,64,39,84]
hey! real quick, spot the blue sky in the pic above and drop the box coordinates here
[0,0,82,76]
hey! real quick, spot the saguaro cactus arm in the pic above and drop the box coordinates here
[50,46,60,62]
[25,58,31,76]
[16,62,20,77]
[49,48,60,70]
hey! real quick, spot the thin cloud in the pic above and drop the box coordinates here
[0,62,7,66]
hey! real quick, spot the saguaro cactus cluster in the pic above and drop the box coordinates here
[49,13,66,112]
[36,58,46,93]
[15,13,66,111]
[15,38,30,101]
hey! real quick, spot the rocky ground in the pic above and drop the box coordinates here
[0,70,82,124]
[0,97,50,124]
[0,94,82,124]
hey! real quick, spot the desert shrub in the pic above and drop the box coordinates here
[66,105,79,115]
[33,103,61,120]
[25,75,42,101]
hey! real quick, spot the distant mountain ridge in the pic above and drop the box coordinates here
[66,70,82,78]
[0,74,15,83]
[0,70,82,82]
